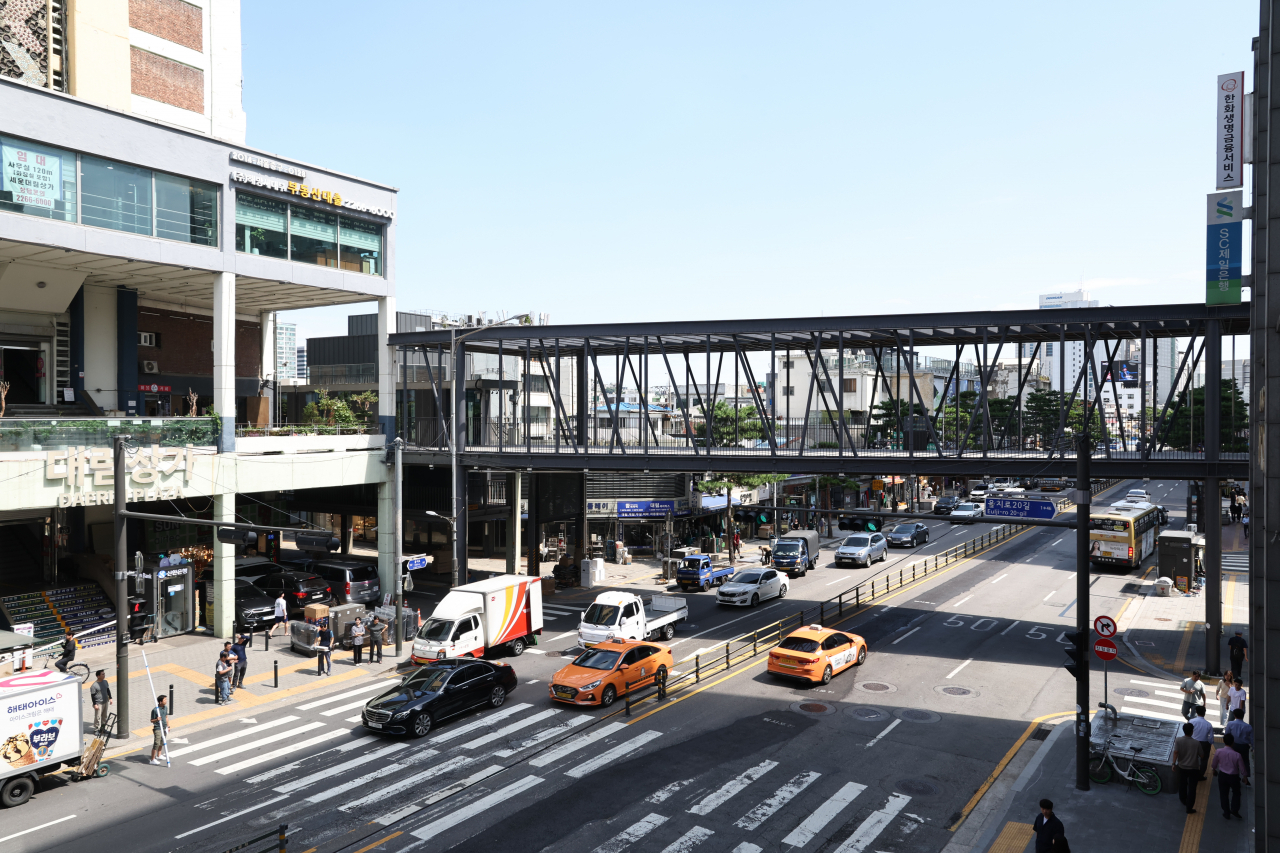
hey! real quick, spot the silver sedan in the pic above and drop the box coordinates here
[834,533,887,568]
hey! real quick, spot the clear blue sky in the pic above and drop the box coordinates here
[256,2,1258,343]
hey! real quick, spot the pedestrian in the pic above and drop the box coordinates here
[1180,670,1206,721]
[221,641,238,695]
[1216,671,1235,730]
[53,629,76,673]
[1213,732,1247,819]
[369,615,385,665]
[1243,509,1250,539]
[89,670,112,734]
[316,622,333,676]
[149,695,171,765]
[1173,722,1200,814]
[1191,705,1214,780]
[269,591,288,637]
[230,634,248,689]
[1229,678,1247,721]
[351,617,366,665]
[1228,630,1248,678]
[1226,708,1254,783]
[214,651,233,704]
[1032,798,1065,853]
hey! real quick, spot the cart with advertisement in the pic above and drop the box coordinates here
[0,669,84,807]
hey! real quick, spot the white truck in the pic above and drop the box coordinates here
[577,591,688,646]
[412,575,544,662]
[1,669,84,808]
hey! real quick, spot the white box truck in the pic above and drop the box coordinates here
[412,575,544,662]
[1,669,83,808]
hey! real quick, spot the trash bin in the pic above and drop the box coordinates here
[289,621,319,657]
[1155,577,1173,597]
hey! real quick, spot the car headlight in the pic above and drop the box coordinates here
[582,679,602,691]
[392,710,410,720]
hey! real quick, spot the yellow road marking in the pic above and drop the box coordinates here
[352,832,402,853]
[988,822,1035,853]
[949,713,1075,832]
[1173,621,1200,675]
[1179,746,1215,853]
[1223,575,1237,628]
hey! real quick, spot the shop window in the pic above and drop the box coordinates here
[289,204,338,267]
[235,194,288,259]
[0,137,77,222]
[338,216,382,274]
[81,155,152,235]
[155,172,219,246]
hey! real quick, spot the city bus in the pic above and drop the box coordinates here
[1088,503,1162,569]
[1038,478,1070,492]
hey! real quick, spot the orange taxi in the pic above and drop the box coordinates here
[549,638,674,708]
[768,625,867,684]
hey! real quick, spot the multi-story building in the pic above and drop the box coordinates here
[275,322,296,380]
[0,0,399,641]
[296,343,307,379]
[1029,290,1103,395]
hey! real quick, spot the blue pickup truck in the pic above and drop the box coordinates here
[676,554,735,592]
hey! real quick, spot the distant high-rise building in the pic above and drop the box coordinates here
[1026,291,1101,395]
[296,345,307,381]
[275,323,297,380]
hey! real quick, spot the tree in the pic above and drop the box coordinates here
[1162,379,1249,452]
[1024,390,1063,447]
[697,472,788,563]
[693,401,767,447]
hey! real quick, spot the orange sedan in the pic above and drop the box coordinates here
[768,625,867,684]
[549,638,674,708]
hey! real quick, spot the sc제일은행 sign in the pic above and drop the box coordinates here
[1206,190,1245,305]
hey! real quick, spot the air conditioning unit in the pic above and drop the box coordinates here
[142,361,160,374]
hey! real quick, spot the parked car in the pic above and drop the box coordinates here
[950,502,984,524]
[361,658,517,737]
[252,571,331,616]
[834,532,887,567]
[768,625,867,685]
[932,496,960,515]
[886,522,929,548]
[228,579,277,632]
[549,638,673,708]
[310,558,381,605]
[233,557,290,584]
[716,569,788,607]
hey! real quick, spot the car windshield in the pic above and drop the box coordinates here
[346,565,378,581]
[957,504,977,512]
[416,618,453,641]
[890,525,916,534]
[778,637,820,653]
[843,536,870,547]
[572,649,622,670]
[774,542,801,554]
[939,497,958,504]
[729,572,762,585]
[583,604,621,625]
[235,581,267,600]
[403,667,452,692]
[299,577,328,592]
[681,558,705,569]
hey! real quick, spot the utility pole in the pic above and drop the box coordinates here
[113,435,131,740]
[1073,434,1091,790]
[393,436,404,655]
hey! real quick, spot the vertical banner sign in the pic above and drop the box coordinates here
[1217,72,1245,190]
[1207,191,1244,305]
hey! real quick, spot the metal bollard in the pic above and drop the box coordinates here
[725,644,730,671]
[247,631,253,649]
[278,823,288,853]
[838,592,843,617]
[625,680,633,717]
[265,631,270,652]
[169,684,174,715]
[695,655,701,683]
[274,659,279,688]
[753,631,758,656]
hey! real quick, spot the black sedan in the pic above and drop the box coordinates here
[932,496,959,515]
[362,658,518,738]
[886,522,930,547]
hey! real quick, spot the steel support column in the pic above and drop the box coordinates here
[1206,320,1223,676]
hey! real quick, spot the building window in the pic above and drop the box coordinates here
[529,406,551,424]
[235,194,288,258]
[842,377,856,393]
[138,332,158,347]
[339,216,382,275]
[783,386,794,396]
[290,204,339,267]
[526,374,550,394]
[155,171,219,246]
[80,155,152,235]
[0,137,77,222]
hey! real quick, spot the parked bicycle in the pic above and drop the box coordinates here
[38,649,91,684]
[1087,736,1162,794]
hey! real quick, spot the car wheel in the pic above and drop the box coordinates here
[1,776,35,808]
[410,712,433,738]
[820,665,833,685]
[856,645,867,665]
[489,686,507,708]
[779,584,788,599]
[679,585,688,592]
[701,581,710,592]
[600,685,617,707]
[750,593,760,607]
[662,623,676,641]
[509,637,526,656]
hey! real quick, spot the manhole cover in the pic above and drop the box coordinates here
[896,778,941,796]
[1115,687,1150,698]
[844,706,890,722]
[862,683,890,691]
[799,703,828,713]
[788,701,836,717]
[943,687,971,696]
[894,708,941,724]
[855,681,897,694]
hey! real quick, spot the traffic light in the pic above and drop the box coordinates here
[1063,630,1086,679]
[217,527,257,547]
[296,533,340,553]
[128,596,152,641]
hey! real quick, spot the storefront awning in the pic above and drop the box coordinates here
[700,495,742,510]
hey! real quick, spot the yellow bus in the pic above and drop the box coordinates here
[1088,503,1162,569]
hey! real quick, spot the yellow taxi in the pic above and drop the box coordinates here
[767,625,867,684]
[549,638,674,708]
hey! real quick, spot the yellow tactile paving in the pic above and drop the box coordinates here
[988,821,1034,853]
[1179,746,1215,853]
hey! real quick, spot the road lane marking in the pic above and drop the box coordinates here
[892,627,920,645]
[410,775,544,842]
[426,703,532,744]
[567,730,665,778]
[990,574,1008,584]
[461,709,562,749]
[296,682,385,710]
[827,578,844,585]
[946,659,974,679]
[528,721,628,767]
[647,778,696,803]
[549,631,579,642]
[168,716,299,757]
[373,764,506,825]
[189,722,325,765]
[351,832,403,853]
[782,781,866,846]
[733,845,763,853]
[341,755,479,811]
[1000,621,1021,636]
[1057,599,1076,617]
[832,792,911,853]
[215,730,349,775]
[322,698,382,717]
[0,815,76,844]
[689,759,778,814]
[668,603,785,647]
[952,595,973,608]
[736,771,821,829]
[494,714,592,757]
[1052,539,1063,546]
[592,813,669,853]
[173,796,288,839]
[1042,590,1055,601]
[660,826,715,853]
[245,735,376,783]
[864,719,901,750]
[274,742,411,793]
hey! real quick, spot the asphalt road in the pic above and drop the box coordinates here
[3,482,1159,853]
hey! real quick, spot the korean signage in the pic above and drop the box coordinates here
[586,499,691,518]
[1216,72,1245,190]
[138,384,173,393]
[2,143,61,210]
[230,171,395,219]
[1206,190,1244,305]
[45,446,197,508]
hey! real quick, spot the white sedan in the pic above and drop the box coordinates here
[949,502,984,524]
[716,569,788,607]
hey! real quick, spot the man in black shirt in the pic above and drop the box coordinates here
[1228,631,1249,678]
[1032,798,1064,853]
[317,624,333,676]
[54,630,76,673]
[229,635,248,689]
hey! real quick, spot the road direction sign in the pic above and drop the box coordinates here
[1093,638,1118,661]
[1094,615,1117,638]
[982,498,1058,520]
[405,555,428,571]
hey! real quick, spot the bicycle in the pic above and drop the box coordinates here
[38,649,91,684]
[1088,736,1162,794]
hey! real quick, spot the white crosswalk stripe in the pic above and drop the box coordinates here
[494,714,592,757]
[427,703,533,744]
[832,793,911,853]
[244,735,377,784]
[593,813,669,853]
[274,742,410,794]
[659,825,714,853]
[647,778,695,804]
[782,781,866,847]
[731,845,762,853]
[566,731,664,778]
[295,681,388,710]
[735,771,821,830]
[410,775,544,842]
[215,729,350,775]
[300,749,438,802]
[688,760,778,815]
[168,716,299,757]
[340,755,480,812]
[460,709,562,749]
[321,698,380,717]
[529,721,628,767]
[189,722,325,766]
[1122,695,1219,720]
[1223,554,1249,571]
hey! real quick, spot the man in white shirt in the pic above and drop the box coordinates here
[1181,670,1206,720]
[1229,678,1247,719]
[269,591,288,638]
[1190,706,1215,780]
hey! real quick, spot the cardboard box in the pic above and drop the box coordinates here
[541,576,556,597]
[304,602,330,622]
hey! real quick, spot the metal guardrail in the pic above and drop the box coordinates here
[621,479,1124,716]
[235,423,381,437]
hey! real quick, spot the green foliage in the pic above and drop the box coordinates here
[302,390,366,427]
[1163,379,1249,452]
[693,401,767,448]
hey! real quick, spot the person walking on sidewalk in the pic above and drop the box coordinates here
[89,670,112,734]
[1228,630,1249,678]
[369,615,385,665]
[1191,706,1214,780]
[230,634,248,689]
[1243,509,1250,539]
[351,618,366,665]
[221,642,238,695]
[1226,708,1253,783]
[1180,671,1206,721]
[214,652,233,704]
[1214,732,1247,818]
[1229,678,1247,721]
[1174,723,1200,814]
[316,623,333,676]
[269,591,288,638]
[1032,799,1065,853]
[149,695,171,765]
[53,629,76,673]
[1216,671,1235,730]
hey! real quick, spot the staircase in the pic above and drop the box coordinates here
[0,584,115,649]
